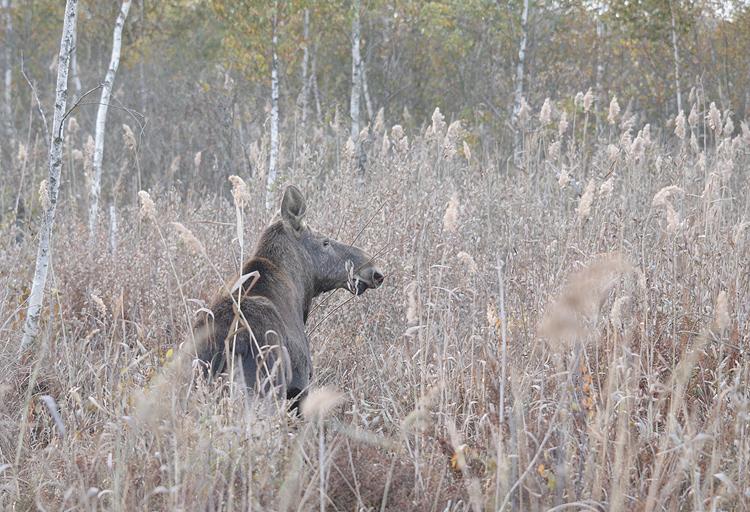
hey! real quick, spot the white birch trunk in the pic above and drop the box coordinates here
[2,0,13,141]
[299,8,310,131]
[88,0,131,238]
[511,0,529,164]
[349,0,362,141]
[70,25,82,98]
[266,3,280,211]
[21,0,79,350]
[669,0,682,114]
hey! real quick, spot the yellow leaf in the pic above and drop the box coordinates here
[537,463,546,476]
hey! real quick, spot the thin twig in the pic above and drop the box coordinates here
[308,289,341,318]
[19,63,49,142]
[59,84,103,132]
[353,240,393,275]
[308,293,360,335]
[349,199,388,246]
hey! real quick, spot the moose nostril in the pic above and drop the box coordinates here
[371,269,384,286]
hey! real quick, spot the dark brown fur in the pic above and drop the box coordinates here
[194,186,383,406]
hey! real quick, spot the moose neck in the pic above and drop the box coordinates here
[243,223,317,326]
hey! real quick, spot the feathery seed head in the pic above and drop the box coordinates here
[430,107,446,139]
[405,280,418,326]
[707,102,722,135]
[67,116,79,134]
[574,91,584,108]
[17,144,28,164]
[607,144,620,162]
[443,193,460,233]
[122,124,137,153]
[539,98,552,127]
[517,97,531,128]
[576,179,596,222]
[171,222,206,256]
[138,190,157,222]
[456,251,478,274]
[90,294,108,318]
[608,96,620,124]
[675,111,686,139]
[583,88,594,112]
[228,175,251,209]
[713,291,730,333]
[688,104,699,128]
[301,387,344,421]
[548,140,561,160]
[557,166,571,189]
[723,114,734,137]
[539,253,631,344]
[652,185,683,208]
[599,177,614,201]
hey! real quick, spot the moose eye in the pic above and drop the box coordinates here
[322,239,330,247]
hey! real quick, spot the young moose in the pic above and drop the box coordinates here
[195,185,384,406]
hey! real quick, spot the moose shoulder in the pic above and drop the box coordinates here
[195,185,384,406]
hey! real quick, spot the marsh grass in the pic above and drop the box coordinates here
[1,97,749,510]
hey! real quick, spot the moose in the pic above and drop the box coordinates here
[193,185,384,408]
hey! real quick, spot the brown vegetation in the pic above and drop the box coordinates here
[1,97,749,510]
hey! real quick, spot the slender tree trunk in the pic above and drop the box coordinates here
[21,0,79,351]
[594,16,605,136]
[138,0,147,114]
[350,0,362,140]
[88,0,131,238]
[669,0,682,114]
[362,60,373,122]
[299,8,310,132]
[311,45,322,124]
[70,25,82,98]
[511,0,529,165]
[266,1,280,211]
[2,0,14,142]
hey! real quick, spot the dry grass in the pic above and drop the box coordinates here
[1,97,749,511]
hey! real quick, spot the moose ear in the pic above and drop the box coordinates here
[280,185,307,231]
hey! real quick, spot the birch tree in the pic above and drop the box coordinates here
[266,0,280,211]
[2,0,13,142]
[89,0,131,238]
[511,0,529,165]
[669,0,682,114]
[21,0,79,350]
[350,0,362,141]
